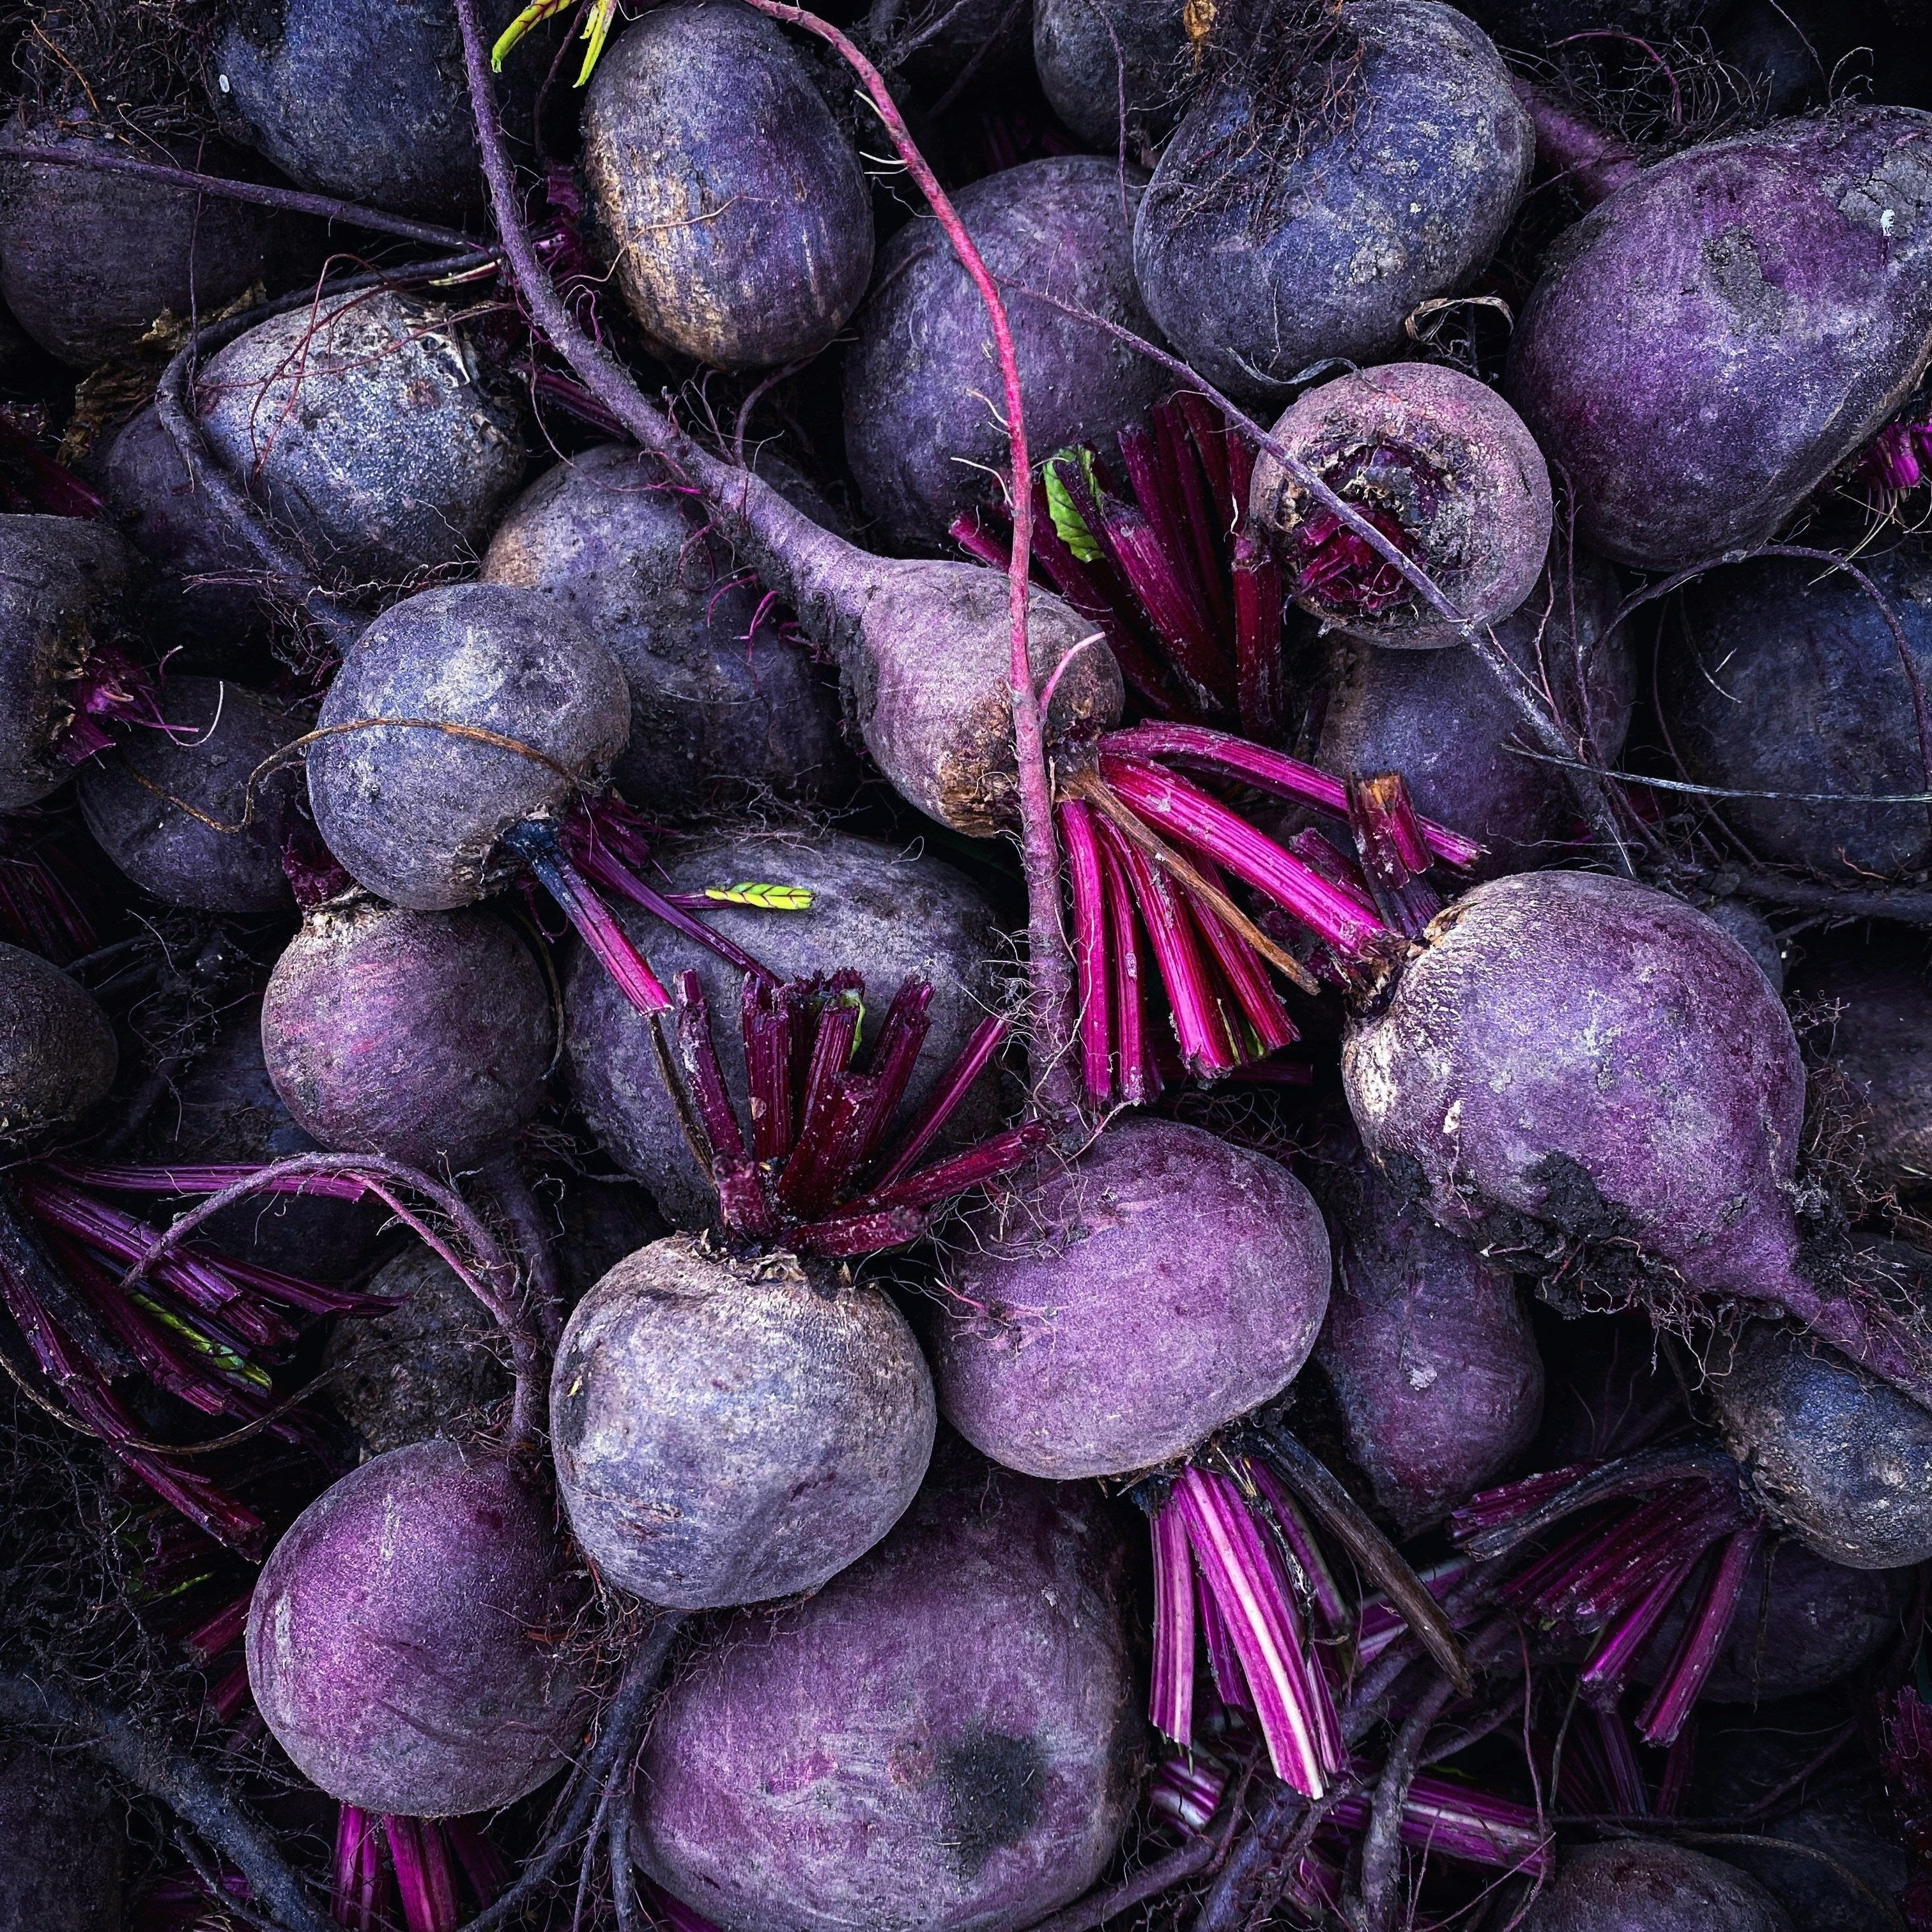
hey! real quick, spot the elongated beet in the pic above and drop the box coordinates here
[552,1236,935,1608]
[195,289,525,588]
[581,0,872,369]
[261,902,552,1171]
[247,1439,585,1816]
[77,677,300,914]
[632,1441,1140,1932]
[1033,0,1186,150]
[929,1117,1331,1478]
[0,1735,123,1932]
[0,942,116,1149]
[1522,1840,1793,1932]
[845,156,1167,549]
[1505,105,1932,569]
[1132,0,1532,403]
[479,445,855,817]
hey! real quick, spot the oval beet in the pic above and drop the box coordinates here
[0,1735,123,1932]
[1033,0,1186,150]
[1522,1839,1793,1932]
[0,942,117,1150]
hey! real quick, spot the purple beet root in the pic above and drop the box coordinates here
[845,156,1168,549]
[261,901,552,1172]
[567,828,1003,1229]
[928,1117,1331,1480]
[0,1734,123,1932]
[1250,362,1554,648]
[479,445,855,818]
[1521,1840,1793,1932]
[246,1439,585,1816]
[551,1235,936,1608]
[631,1439,1140,1932]
[0,941,117,1149]
[1312,1138,1543,1534]
[1504,105,1932,569]
[1032,0,1186,150]
[76,677,300,915]
[307,583,629,911]
[1313,538,1630,871]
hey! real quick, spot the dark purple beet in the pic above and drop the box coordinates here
[631,1439,1140,1932]
[76,677,300,914]
[1521,1840,1792,1932]
[1503,105,1932,569]
[0,1735,123,1932]
[928,1117,1331,1479]
[1032,0,1186,150]
[1701,898,1785,995]
[246,1439,585,1816]
[260,901,552,1172]
[0,941,117,1149]
[845,156,1167,549]
[479,445,856,818]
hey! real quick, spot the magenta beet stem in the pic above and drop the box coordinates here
[183,1592,253,1666]
[1588,1705,1651,1818]
[1232,533,1285,744]
[1243,1455,1347,1634]
[788,1203,931,1258]
[868,1123,1047,1213]
[335,1805,387,1932]
[1347,772,1436,887]
[1150,1498,1196,1747]
[1154,398,1236,645]
[1187,857,1299,1057]
[1197,1561,1250,1712]
[383,1815,459,1932]
[671,971,777,1238]
[867,1015,1008,1194]
[1151,1754,1223,1835]
[1578,1547,1711,1707]
[1356,1557,1473,1667]
[1095,831,1158,1105]
[50,1158,372,1202]
[742,978,801,1163]
[1328,1775,1555,1878]
[441,1819,509,1906]
[503,819,670,1015]
[1057,800,1113,1105]
[1636,1522,1765,1747]
[845,976,933,1174]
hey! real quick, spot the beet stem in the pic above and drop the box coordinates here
[1636,1522,1765,1747]
[1149,1496,1196,1747]
[1155,399,1236,645]
[846,977,935,1172]
[503,820,671,1015]
[1243,1455,1346,1633]
[741,978,800,1163]
[867,1015,1008,1193]
[1095,830,1158,1104]
[1185,858,1300,1057]
[671,972,776,1238]
[1231,535,1285,743]
[1057,800,1114,1105]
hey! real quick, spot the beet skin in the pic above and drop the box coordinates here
[0,941,116,1149]
[1521,1840,1792,1932]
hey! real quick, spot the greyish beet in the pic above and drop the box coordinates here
[1521,1840,1793,1932]
[0,1733,124,1932]
[845,157,1167,549]
[1033,0,1186,150]
[551,1236,936,1608]
[0,942,116,1149]
[928,1116,1331,1479]
[631,1440,1141,1932]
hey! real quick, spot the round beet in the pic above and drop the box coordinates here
[551,1235,935,1609]
[0,1735,123,1932]
[307,583,628,911]
[567,828,1003,1228]
[632,1441,1140,1932]
[0,942,116,1149]
[77,677,300,914]
[1521,1840,1793,1932]
[479,445,855,818]
[1133,0,1532,404]
[1503,105,1932,569]
[928,1117,1331,1479]
[1249,362,1554,647]
[246,1439,585,1816]
[1033,0,1185,150]
[845,156,1167,549]
[261,901,552,1172]
[195,289,525,589]
[1702,898,1785,995]
[581,0,872,370]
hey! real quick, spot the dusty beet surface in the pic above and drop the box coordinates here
[1033,0,1185,148]
[1521,1839,1793,1932]
[0,1734,123,1932]
[0,940,116,1149]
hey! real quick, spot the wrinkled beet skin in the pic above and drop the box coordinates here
[1521,1839,1792,1932]
[1343,872,1808,1305]
[261,903,553,1172]
[1033,0,1184,148]
[553,1236,936,1609]
[0,942,116,1149]
[0,516,144,810]
[195,290,525,589]
[1251,362,1554,647]
[929,1117,1332,1479]
[1664,546,1932,877]
[567,829,1003,1228]
[1712,1320,1932,1568]
[1504,105,1932,569]
[309,583,629,911]
[845,157,1167,549]
[0,1735,123,1932]
[1133,0,1532,403]
[1315,540,1629,871]
[247,1440,585,1816]
[633,1440,1141,1932]
[0,125,279,368]
[77,677,299,914]
[480,446,856,817]
[582,1,873,370]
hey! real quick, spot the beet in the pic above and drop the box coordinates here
[928,1116,1331,1479]
[567,828,1003,1228]
[1521,1840,1793,1932]
[631,1439,1140,1932]
[551,1235,935,1608]
[246,1439,585,1816]
[0,1735,123,1932]
[845,156,1166,549]
[478,445,855,818]
[1702,898,1785,995]
[0,942,116,1149]
[1250,362,1554,647]
[1313,537,1630,870]
[76,677,300,915]
[307,583,628,911]
[1032,0,1185,150]
[1131,0,1532,404]
[195,289,525,589]
[260,901,552,1172]
[864,0,1033,93]
[581,0,872,370]
[1661,545,1932,880]
[1503,105,1932,570]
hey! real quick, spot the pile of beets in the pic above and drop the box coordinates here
[8,0,1932,1928]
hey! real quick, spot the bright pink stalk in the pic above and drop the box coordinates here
[1246,1456,1346,1633]
[1057,800,1112,1104]
[868,1015,1009,1193]
[1096,831,1157,1105]
[1329,1775,1555,1878]
[504,818,670,1015]
[1150,1754,1223,1835]
[1149,1500,1195,1747]
[1636,1522,1765,1745]
[334,1806,388,1932]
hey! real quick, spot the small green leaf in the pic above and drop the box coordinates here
[703,882,815,912]
[576,0,621,85]
[1043,450,1102,563]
